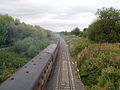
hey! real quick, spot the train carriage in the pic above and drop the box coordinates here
[0,38,60,90]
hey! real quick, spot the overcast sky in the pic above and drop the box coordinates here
[0,0,120,32]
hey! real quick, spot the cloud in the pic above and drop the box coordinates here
[0,0,120,31]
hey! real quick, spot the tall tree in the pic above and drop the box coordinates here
[88,7,120,42]
[0,14,15,45]
[71,27,80,36]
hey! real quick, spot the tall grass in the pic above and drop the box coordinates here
[67,36,93,58]
[77,43,120,89]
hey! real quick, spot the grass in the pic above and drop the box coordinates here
[66,36,120,90]
[65,36,93,58]
[0,49,30,83]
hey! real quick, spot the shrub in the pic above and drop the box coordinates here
[76,43,120,89]
[14,37,49,58]
[87,7,120,43]
[98,67,120,89]
[0,49,29,83]
[69,37,93,57]
[27,45,38,58]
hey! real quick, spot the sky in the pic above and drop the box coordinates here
[0,0,120,32]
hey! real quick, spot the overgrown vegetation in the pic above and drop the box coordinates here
[0,14,52,57]
[14,37,49,58]
[0,14,52,83]
[77,43,120,89]
[87,7,120,43]
[64,7,120,90]
[0,49,30,83]
[68,37,93,57]
[0,14,52,46]
[66,36,120,90]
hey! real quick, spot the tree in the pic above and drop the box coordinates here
[0,14,15,45]
[71,27,80,36]
[96,7,120,21]
[0,13,51,57]
[83,28,87,32]
[60,31,70,35]
[88,7,120,43]
[14,19,20,25]
[82,28,88,38]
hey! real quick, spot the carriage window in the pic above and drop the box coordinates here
[44,70,46,73]
[38,83,40,87]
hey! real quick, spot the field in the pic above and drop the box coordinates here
[65,36,120,90]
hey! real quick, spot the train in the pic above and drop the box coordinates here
[0,38,60,90]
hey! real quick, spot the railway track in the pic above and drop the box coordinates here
[56,38,75,90]
[0,35,83,90]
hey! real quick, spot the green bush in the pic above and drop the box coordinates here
[71,27,80,36]
[0,14,52,47]
[69,37,93,57]
[27,45,38,58]
[98,67,120,89]
[14,37,49,58]
[76,43,120,89]
[88,67,120,90]
[70,44,85,56]
[88,7,120,43]
[0,49,29,83]
[0,14,15,45]
[0,14,52,84]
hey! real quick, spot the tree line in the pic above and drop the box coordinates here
[61,27,82,36]
[0,14,52,57]
[61,7,120,43]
